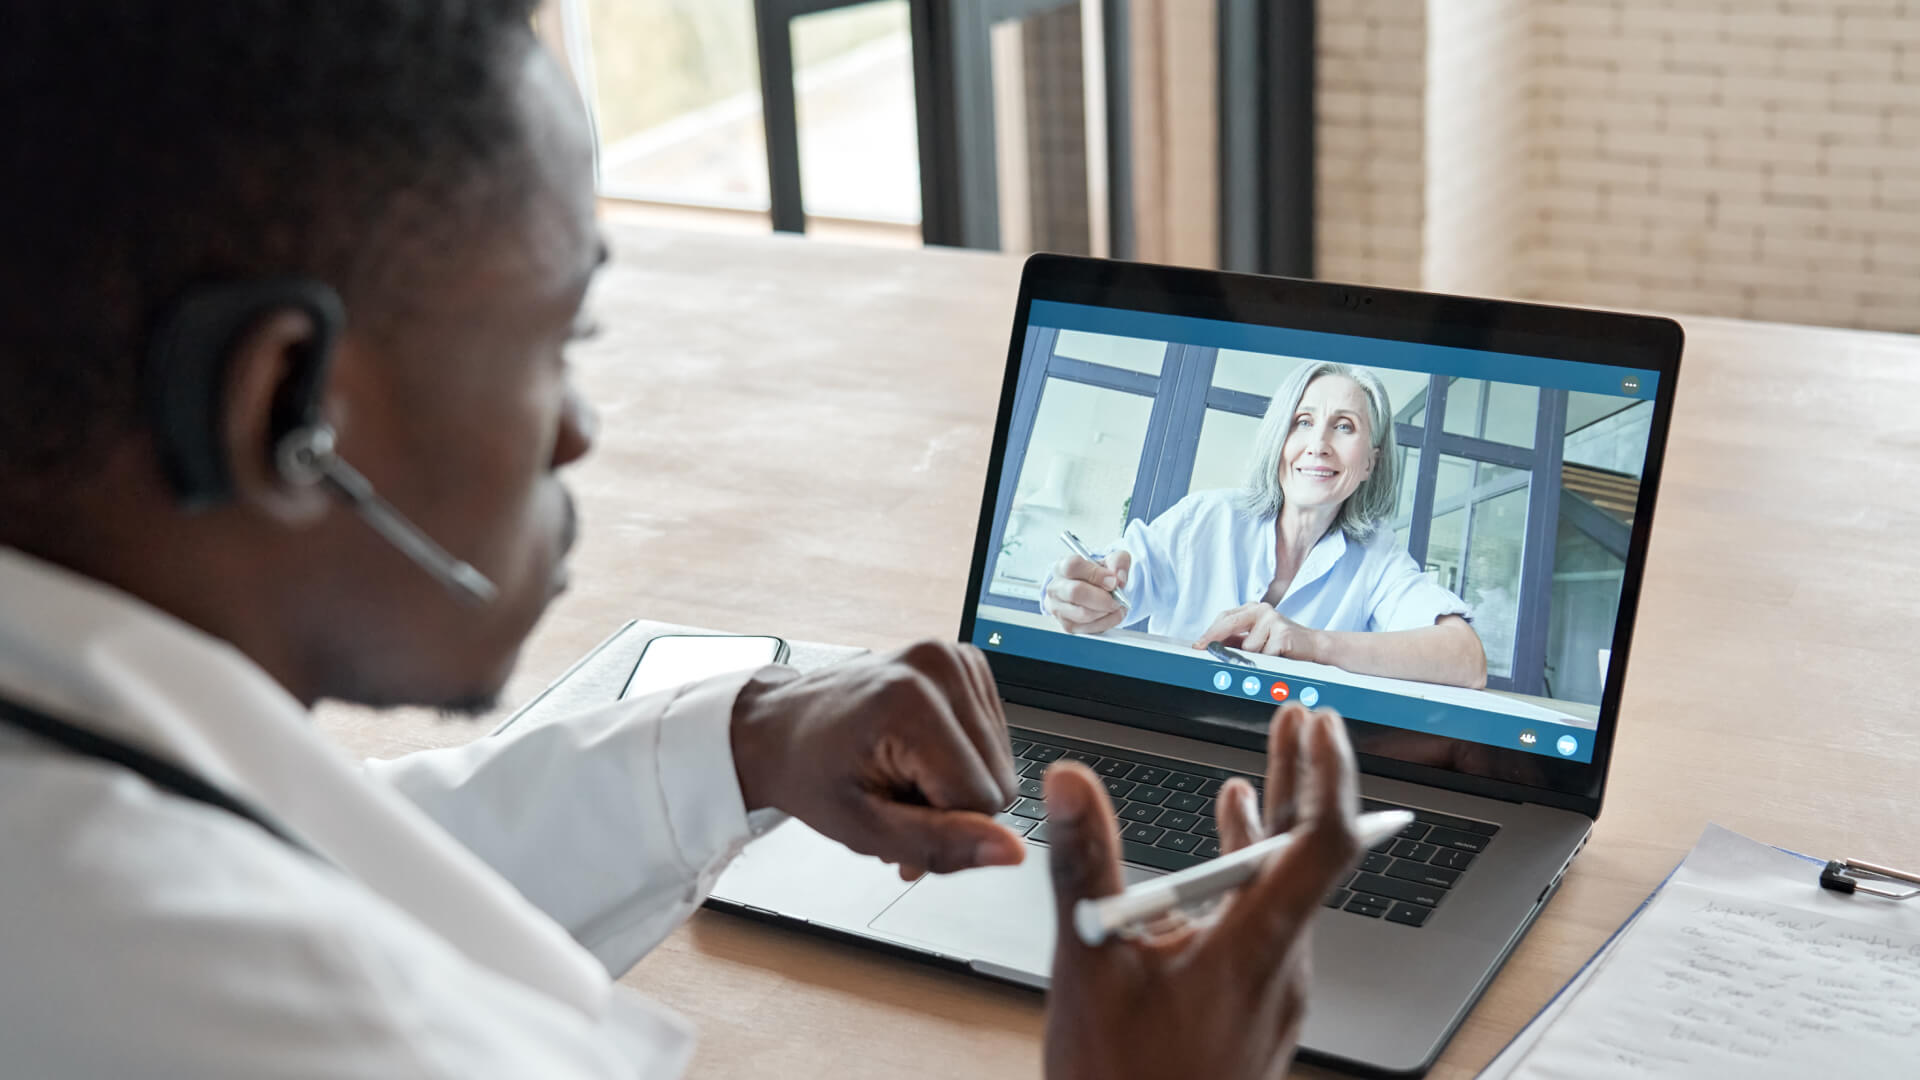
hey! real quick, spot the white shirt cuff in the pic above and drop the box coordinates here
[654,664,786,876]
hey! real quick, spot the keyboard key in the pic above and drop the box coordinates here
[1119,803,1164,824]
[1119,839,1206,873]
[1156,831,1201,853]
[1412,809,1499,836]
[1009,798,1049,821]
[1425,826,1490,852]
[1129,785,1171,805]
[1385,902,1433,928]
[1165,772,1204,793]
[1020,760,1051,779]
[1060,750,1100,765]
[1158,811,1200,833]
[1391,840,1438,862]
[1345,894,1390,918]
[1009,740,1032,756]
[1361,851,1392,874]
[1163,792,1206,813]
[1350,872,1444,908]
[1018,778,1045,800]
[1126,765,1169,785]
[1325,887,1353,909]
[1101,778,1137,800]
[1386,859,1461,890]
[1432,849,1477,872]
[1197,797,1215,817]
[1027,822,1053,843]
[1370,838,1397,855]
[994,813,1036,836]
[1024,745,1066,763]
[1196,838,1222,860]
[1198,778,1224,797]
[1397,821,1432,841]
[1194,818,1218,839]
[1094,758,1134,778]
[1121,823,1165,845]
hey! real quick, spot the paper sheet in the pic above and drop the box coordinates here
[1481,826,1920,1078]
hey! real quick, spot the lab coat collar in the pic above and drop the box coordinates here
[0,546,610,1022]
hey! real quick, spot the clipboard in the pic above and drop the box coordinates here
[1478,825,1920,1078]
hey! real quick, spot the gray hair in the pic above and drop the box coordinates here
[1239,361,1400,542]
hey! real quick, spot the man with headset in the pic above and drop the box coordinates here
[0,4,1361,1077]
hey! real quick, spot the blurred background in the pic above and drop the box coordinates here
[537,0,1916,332]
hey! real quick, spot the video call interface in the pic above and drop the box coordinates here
[971,300,1664,766]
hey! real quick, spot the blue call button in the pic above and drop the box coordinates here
[1556,734,1578,757]
[1212,670,1233,692]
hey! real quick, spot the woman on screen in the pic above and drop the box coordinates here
[1041,362,1488,689]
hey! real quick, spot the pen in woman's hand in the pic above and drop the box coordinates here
[1059,531,1129,610]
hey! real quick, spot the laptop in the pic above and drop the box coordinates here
[708,255,1683,1076]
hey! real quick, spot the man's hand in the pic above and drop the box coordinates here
[1044,550,1131,635]
[1042,703,1362,1080]
[730,641,1025,879]
[1196,601,1326,661]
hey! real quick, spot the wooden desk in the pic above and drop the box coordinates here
[316,225,1920,1079]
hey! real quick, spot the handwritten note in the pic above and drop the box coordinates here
[1509,879,1920,1077]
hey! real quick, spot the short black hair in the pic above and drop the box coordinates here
[0,1,541,495]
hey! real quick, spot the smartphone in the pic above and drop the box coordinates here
[1206,641,1258,668]
[620,634,790,700]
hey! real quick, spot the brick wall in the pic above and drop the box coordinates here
[1528,0,1919,331]
[1317,0,1428,288]
[1315,0,1920,332]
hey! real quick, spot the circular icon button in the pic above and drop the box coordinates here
[1240,675,1262,697]
[1297,686,1319,708]
[1269,681,1290,702]
[1212,670,1233,692]
[1556,734,1579,757]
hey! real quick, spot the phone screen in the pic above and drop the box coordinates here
[620,634,788,700]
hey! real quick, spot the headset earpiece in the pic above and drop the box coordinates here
[273,423,337,489]
[143,279,345,509]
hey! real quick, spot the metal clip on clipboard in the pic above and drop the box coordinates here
[1818,858,1920,901]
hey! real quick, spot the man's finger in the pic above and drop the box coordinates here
[858,801,1027,874]
[1264,703,1307,835]
[905,642,1017,802]
[1043,763,1124,954]
[887,667,1007,812]
[1219,709,1361,957]
[1055,579,1122,616]
[1216,778,1264,853]
[1108,548,1131,589]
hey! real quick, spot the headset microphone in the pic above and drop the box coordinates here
[275,426,498,607]
[145,278,499,608]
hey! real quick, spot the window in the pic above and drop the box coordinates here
[578,0,918,222]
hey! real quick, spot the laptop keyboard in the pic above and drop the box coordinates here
[997,729,1498,930]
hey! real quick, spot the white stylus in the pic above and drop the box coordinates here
[1073,809,1414,946]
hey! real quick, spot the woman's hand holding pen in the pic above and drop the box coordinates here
[1040,704,1363,1080]
[1197,602,1327,661]
[1045,550,1132,635]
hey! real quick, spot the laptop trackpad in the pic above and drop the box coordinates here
[867,844,1159,976]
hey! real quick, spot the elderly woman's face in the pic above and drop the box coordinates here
[1278,374,1377,512]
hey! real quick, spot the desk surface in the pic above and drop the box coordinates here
[316,225,1920,1079]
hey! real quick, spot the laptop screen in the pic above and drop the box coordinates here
[966,285,1671,798]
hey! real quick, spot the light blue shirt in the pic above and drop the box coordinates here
[1048,489,1471,643]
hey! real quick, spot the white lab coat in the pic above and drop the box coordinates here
[0,547,773,1078]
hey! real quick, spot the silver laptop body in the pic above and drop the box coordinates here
[710,256,1683,1076]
